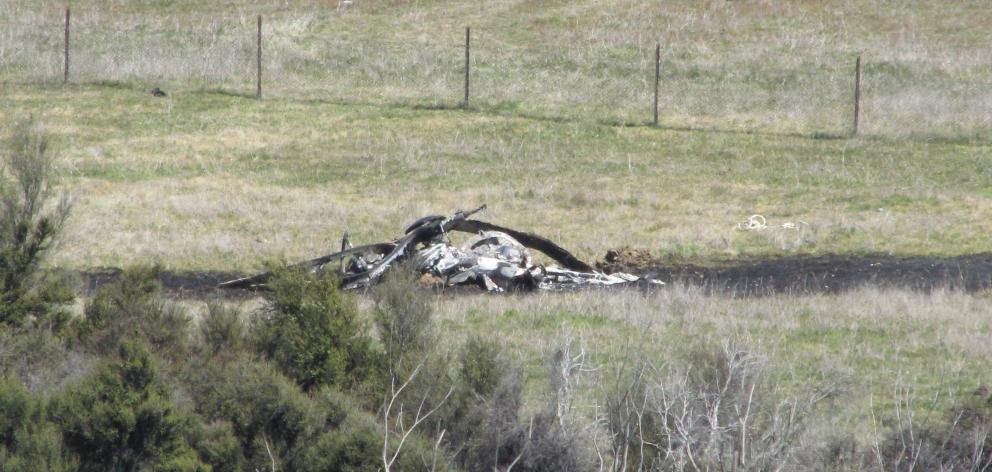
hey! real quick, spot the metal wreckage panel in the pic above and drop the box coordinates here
[219,205,661,292]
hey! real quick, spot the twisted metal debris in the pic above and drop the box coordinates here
[219,205,661,292]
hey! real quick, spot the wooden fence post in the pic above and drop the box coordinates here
[63,7,70,83]
[256,15,262,99]
[653,43,660,126]
[463,26,470,107]
[853,55,862,136]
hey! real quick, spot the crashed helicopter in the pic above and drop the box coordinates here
[219,205,661,293]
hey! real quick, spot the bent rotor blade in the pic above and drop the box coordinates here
[450,219,593,272]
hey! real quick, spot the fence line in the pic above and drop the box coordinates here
[63,7,69,83]
[653,42,660,127]
[852,55,862,137]
[14,10,992,141]
[463,26,470,108]
[18,13,874,136]
[256,15,262,99]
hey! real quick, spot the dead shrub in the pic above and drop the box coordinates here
[875,386,992,471]
[602,339,838,471]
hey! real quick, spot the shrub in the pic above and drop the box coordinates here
[188,358,314,467]
[372,263,435,375]
[510,411,592,472]
[199,302,246,358]
[371,263,457,464]
[0,120,73,332]
[445,336,594,472]
[444,336,530,471]
[602,339,835,471]
[0,376,75,471]
[458,335,509,398]
[185,420,243,472]
[77,266,191,359]
[876,388,992,471]
[187,357,438,472]
[49,340,208,471]
[254,267,382,391]
[0,325,83,393]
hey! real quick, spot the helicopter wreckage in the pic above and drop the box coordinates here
[219,205,662,293]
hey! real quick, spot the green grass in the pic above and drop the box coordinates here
[2,1,991,269]
[1,83,990,270]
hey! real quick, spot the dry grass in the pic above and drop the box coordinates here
[2,0,992,137]
[173,283,992,463]
[429,286,992,443]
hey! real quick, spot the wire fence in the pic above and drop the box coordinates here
[3,7,992,142]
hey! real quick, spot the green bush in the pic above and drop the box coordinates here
[49,340,208,471]
[189,358,314,466]
[254,267,382,391]
[372,263,434,375]
[444,336,528,471]
[78,267,191,359]
[0,376,75,471]
[187,357,439,472]
[0,326,79,393]
[199,303,246,359]
[458,335,509,398]
[0,120,73,332]
[185,420,242,472]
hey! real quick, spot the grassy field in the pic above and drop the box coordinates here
[3,1,992,463]
[3,83,991,270]
[2,0,992,270]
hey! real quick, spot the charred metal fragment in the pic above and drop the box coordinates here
[217,242,395,289]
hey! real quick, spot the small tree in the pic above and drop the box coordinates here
[50,340,208,471]
[372,264,434,377]
[254,267,382,391]
[0,120,73,331]
[0,376,75,471]
[78,266,192,360]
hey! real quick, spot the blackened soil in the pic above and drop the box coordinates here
[600,253,992,296]
[82,253,992,299]
[81,268,253,299]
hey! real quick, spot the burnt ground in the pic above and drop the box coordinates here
[599,251,992,296]
[81,268,251,299]
[82,252,992,299]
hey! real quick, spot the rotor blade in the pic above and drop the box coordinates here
[450,219,593,272]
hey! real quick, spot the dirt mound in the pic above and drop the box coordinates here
[599,247,655,272]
